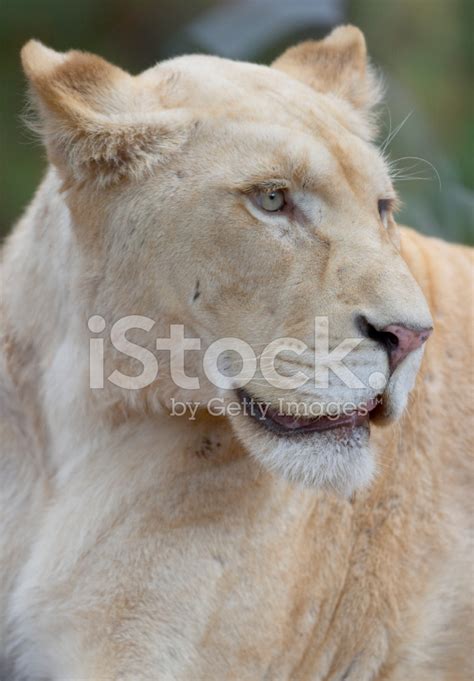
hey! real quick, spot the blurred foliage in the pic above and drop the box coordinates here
[349,0,473,244]
[1,0,472,243]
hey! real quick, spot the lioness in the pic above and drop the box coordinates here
[1,25,472,681]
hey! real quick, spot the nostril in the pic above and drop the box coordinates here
[384,331,398,347]
[357,315,432,373]
[369,324,399,350]
[357,316,399,351]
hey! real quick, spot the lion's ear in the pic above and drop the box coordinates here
[21,40,187,185]
[272,26,382,133]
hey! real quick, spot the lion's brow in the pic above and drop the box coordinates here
[235,178,289,194]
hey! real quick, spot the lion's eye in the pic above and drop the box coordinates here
[259,189,286,212]
[378,198,391,228]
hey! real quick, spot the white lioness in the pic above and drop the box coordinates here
[1,25,472,681]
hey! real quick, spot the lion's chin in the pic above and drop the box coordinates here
[231,409,376,498]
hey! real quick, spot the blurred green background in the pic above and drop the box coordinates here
[1,0,472,243]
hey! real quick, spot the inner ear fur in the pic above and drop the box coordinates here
[272,25,383,134]
[21,40,187,185]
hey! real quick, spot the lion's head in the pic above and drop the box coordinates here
[22,26,432,495]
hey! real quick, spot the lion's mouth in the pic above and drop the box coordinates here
[237,389,382,436]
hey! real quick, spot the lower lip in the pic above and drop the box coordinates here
[238,391,378,436]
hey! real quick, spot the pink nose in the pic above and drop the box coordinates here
[381,324,432,372]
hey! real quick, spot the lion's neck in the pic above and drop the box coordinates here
[3,168,244,475]
[2,170,88,463]
[4,169,75,354]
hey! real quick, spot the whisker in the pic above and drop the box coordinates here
[389,155,442,191]
[393,176,433,183]
[379,111,413,153]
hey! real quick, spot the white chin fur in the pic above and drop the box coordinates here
[232,416,376,498]
[383,346,424,420]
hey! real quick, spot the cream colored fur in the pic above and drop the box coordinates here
[0,26,472,680]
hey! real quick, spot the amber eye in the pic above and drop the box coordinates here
[258,189,286,212]
[378,198,391,228]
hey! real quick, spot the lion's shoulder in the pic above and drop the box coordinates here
[400,226,473,311]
